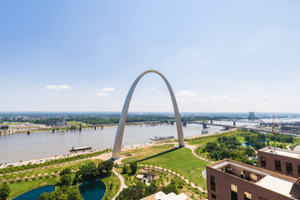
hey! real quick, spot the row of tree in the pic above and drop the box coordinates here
[0,149,109,174]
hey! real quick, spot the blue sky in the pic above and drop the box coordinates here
[1,0,300,112]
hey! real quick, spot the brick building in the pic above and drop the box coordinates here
[206,159,300,200]
[258,146,300,178]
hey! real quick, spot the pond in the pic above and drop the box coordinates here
[79,179,106,200]
[241,140,267,148]
[13,185,55,200]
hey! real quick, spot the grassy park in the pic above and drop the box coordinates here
[101,173,121,200]
[8,176,60,199]
[121,144,211,189]
[2,158,121,200]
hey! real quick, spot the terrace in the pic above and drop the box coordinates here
[210,159,299,199]
[259,146,300,159]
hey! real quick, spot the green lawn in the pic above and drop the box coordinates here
[186,131,234,145]
[115,168,134,187]
[101,173,121,200]
[8,176,60,199]
[121,144,175,163]
[123,147,210,189]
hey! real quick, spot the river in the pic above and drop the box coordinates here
[0,123,223,163]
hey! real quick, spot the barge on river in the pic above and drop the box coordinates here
[149,136,174,142]
[70,146,92,153]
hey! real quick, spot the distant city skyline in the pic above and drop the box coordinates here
[1,1,300,112]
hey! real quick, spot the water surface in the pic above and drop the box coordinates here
[79,180,106,200]
[13,185,55,200]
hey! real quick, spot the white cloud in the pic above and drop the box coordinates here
[46,85,71,90]
[176,91,196,97]
[95,88,115,92]
[95,87,115,96]
[101,88,115,92]
[150,87,156,90]
[96,93,110,96]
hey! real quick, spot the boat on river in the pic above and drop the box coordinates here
[149,136,174,141]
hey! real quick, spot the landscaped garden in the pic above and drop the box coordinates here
[195,129,300,165]
[0,158,120,200]
[115,163,206,199]
[121,144,210,190]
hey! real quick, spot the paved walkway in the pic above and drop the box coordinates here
[294,145,300,152]
[112,167,127,200]
[185,144,213,163]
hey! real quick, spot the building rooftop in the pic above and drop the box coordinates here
[259,146,300,159]
[256,175,295,198]
[209,159,298,199]
[141,191,192,200]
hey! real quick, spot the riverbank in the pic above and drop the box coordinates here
[0,121,149,135]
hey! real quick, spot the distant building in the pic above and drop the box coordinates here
[248,112,255,120]
[258,146,300,179]
[206,158,299,200]
[47,117,66,127]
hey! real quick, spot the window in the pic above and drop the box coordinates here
[211,193,217,199]
[231,184,238,200]
[250,174,257,181]
[231,184,238,192]
[286,163,293,175]
[261,157,266,168]
[244,191,252,200]
[211,175,216,191]
[259,197,267,200]
[275,160,281,172]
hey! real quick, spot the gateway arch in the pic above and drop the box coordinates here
[112,70,185,160]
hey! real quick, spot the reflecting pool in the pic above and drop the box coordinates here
[79,179,106,200]
[13,185,55,200]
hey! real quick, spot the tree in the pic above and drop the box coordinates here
[130,162,138,175]
[67,187,84,200]
[59,174,72,186]
[245,147,256,157]
[72,176,79,185]
[103,160,114,173]
[0,184,11,200]
[98,162,105,175]
[122,165,130,174]
[80,162,99,182]
[38,186,82,200]
[162,179,179,195]
[144,182,158,196]
[60,168,71,176]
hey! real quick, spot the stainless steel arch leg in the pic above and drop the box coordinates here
[112,70,185,160]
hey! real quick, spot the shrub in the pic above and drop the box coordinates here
[122,165,130,174]
[130,162,138,175]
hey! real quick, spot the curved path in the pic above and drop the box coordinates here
[185,145,214,163]
[112,167,127,200]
